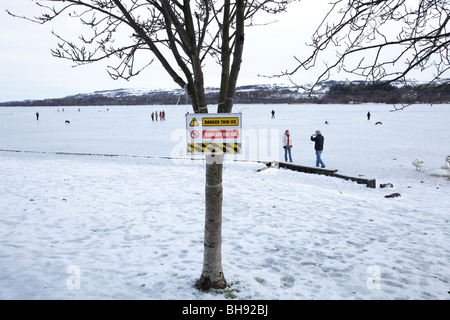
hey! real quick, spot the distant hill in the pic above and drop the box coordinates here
[0,84,318,107]
[1,81,449,106]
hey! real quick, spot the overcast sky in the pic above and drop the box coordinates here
[0,0,437,103]
[1,0,335,102]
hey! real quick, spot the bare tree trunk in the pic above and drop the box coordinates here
[218,0,245,113]
[222,0,245,113]
[195,153,227,290]
[218,0,231,109]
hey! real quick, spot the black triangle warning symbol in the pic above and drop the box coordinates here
[190,118,199,127]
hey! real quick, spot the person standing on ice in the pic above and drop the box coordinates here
[283,130,293,162]
[36,112,39,120]
[367,111,371,120]
[311,130,325,168]
[271,109,275,119]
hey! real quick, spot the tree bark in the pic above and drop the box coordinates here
[218,0,231,110]
[195,153,227,290]
[222,0,245,113]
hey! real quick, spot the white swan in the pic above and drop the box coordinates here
[441,155,450,170]
[430,156,450,177]
[412,159,425,171]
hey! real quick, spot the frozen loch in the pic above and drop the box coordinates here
[0,103,449,299]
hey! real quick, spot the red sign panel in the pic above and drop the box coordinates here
[203,129,240,140]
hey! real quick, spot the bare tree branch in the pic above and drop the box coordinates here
[282,0,450,103]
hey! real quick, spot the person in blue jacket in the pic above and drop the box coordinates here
[311,130,325,168]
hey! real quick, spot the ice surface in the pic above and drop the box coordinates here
[0,103,449,299]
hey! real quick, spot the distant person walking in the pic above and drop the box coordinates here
[271,109,275,119]
[367,111,371,120]
[311,130,325,168]
[283,130,293,162]
[36,112,39,120]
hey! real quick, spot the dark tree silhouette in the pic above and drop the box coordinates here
[286,0,450,108]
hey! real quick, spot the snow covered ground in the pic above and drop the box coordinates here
[0,103,449,300]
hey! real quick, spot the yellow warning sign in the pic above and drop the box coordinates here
[202,117,239,126]
[186,113,242,154]
[189,118,199,127]
[188,143,241,154]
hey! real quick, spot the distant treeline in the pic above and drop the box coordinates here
[319,82,450,105]
[1,82,449,106]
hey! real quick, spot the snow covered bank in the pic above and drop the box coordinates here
[0,104,449,299]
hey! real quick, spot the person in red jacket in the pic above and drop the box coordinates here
[283,130,293,162]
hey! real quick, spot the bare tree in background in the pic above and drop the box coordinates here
[7,0,295,290]
[286,0,450,107]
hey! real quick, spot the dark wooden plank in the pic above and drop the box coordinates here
[258,161,376,188]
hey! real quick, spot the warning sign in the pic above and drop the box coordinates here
[189,118,199,127]
[203,129,239,139]
[202,117,239,126]
[186,113,242,154]
[190,130,199,139]
[188,143,241,154]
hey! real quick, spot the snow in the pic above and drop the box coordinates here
[0,103,449,300]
